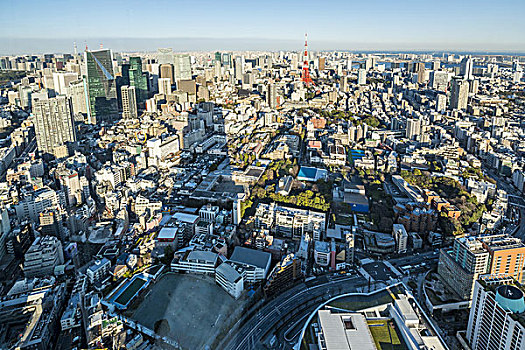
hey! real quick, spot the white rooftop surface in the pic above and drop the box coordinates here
[395,298,418,322]
[216,262,242,283]
[173,212,200,223]
[157,227,179,240]
[186,250,218,263]
[421,336,447,350]
[318,310,376,350]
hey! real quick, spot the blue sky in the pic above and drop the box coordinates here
[1,0,524,53]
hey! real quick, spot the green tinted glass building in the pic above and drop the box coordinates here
[128,57,148,103]
[84,49,118,124]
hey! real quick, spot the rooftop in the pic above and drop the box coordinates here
[229,246,271,270]
[318,310,376,350]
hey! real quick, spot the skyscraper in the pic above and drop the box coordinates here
[66,79,89,118]
[32,93,76,157]
[358,69,367,85]
[174,54,192,81]
[121,85,137,119]
[157,48,174,65]
[234,56,244,83]
[460,56,474,80]
[450,77,469,110]
[160,64,174,85]
[127,57,148,103]
[84,49,118,124]
[431,71,449,91]
[415,62,426,84]
[467,274,525,350]
[52,72,78,95]
[364,57,373,71]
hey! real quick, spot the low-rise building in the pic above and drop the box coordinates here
[215,261,244,299]
[171,250,219,275]
[229,246,272,283]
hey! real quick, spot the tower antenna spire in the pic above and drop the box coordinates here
[301,33,313,86]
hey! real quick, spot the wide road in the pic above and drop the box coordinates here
[219,275,367,350]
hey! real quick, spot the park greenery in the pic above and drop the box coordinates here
[400,170,486,235]
[358,169,394,232]
[243,159,333,215]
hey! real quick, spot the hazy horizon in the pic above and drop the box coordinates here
[1,37,525,56]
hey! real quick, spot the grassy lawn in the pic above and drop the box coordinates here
[329,291,395,312]
[368,320,407,350]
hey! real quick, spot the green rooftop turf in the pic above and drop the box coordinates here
[114,277,147,306]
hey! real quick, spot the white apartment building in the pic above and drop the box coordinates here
[86,258,111,284]
[467,275,525,350]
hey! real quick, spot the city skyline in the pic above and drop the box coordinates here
[1,0,525,54]
[1,2,525,349]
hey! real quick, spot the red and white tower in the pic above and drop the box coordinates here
[301,33,313,86]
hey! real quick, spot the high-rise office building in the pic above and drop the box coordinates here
[158,77,172,95]
[127,57,148,103]
[160,64,174,85]
[18,86,32,109]
[157,48,174,65]
[460,56,474,80]
[234,56,244,83]
[121,85,137,119]
[347,58,353,70]
[84,49,118,124]
[450,77,469,110]
[467,274,525,350]
[174,54,192,81]
[32,93,76,158]
[222,53,232,67]
[406,118,421,140]
[364,57,373,71]
[318,57,326,70]
[415,62,426,84]
[431,71,449,91]
[52,72,78,95]
[66,79,88,117]
[357,69,366,85]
